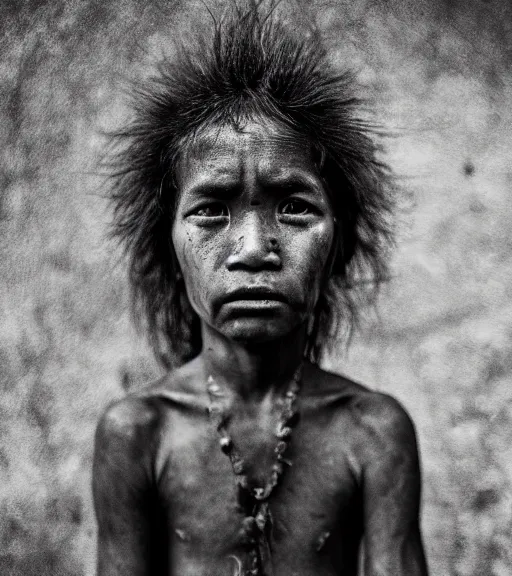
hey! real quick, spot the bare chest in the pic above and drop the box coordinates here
[154,410,363,575]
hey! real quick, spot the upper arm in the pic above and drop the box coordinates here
[92,398,161,576]
[361,395,428,576]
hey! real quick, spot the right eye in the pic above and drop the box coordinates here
[191,203,228,218]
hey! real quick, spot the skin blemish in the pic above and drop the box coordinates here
[463,160,475,177]
[175,528,190,542]
[233,235,245,255]
[171,120,335,343]
[316,530,331,552]
[228,555,243,576]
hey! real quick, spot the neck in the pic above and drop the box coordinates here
[199,323,308,401]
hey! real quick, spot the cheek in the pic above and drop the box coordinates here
[172,224,194,278]
[291,221,335,299]
[171,224,220,314]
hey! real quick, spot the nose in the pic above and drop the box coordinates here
[225,212,282,271]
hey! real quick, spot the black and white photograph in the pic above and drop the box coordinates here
[0,1,510,575]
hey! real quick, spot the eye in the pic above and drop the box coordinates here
[280,200,313,215]
[188,202,229,224]
[192,202,228,218]
[279,199,317,221]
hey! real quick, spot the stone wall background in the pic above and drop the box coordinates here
[0,1,511,575]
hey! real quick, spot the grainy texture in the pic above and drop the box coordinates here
[0,1,510,575]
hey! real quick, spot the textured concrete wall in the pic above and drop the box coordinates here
[0,1,510,575]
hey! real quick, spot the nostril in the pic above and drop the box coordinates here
[268,238,280,252]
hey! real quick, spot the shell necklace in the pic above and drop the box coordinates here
[206,363,303,576]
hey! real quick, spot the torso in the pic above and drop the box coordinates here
[125,360,391,576]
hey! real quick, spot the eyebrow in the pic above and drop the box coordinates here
[260,172,323,194]
[182,181,240,199]
[183,171,323,200]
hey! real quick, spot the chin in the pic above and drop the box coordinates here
[221,317,297,343]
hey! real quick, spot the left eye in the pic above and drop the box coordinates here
[279,200,314,216]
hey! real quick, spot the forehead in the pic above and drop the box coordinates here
[176,119,319,189]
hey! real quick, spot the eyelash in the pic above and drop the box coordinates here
[188,198,317,222]
[279,199,315,216]
[190,202,228,218]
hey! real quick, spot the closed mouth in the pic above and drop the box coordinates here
[221,287,288,305]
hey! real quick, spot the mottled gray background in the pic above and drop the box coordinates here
[0,0,511,575]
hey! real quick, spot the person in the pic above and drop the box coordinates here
[92,2,429,575]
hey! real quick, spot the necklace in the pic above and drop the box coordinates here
[206,363,303,576]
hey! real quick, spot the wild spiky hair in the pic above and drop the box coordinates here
[108,0,394,367]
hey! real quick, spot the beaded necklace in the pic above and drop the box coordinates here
[206,363,303,576]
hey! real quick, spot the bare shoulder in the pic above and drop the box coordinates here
[96,393,163,445]
[309,364,418,465]
[131,356,206,408]
[93,398,163,485]
[97,359,206,453]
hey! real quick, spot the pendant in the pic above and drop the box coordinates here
[256,503,274,576]
[206,364,304,576]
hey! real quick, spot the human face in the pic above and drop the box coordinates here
[172,119,336,343]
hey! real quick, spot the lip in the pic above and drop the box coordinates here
[220,287,289,306]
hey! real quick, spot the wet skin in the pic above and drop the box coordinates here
[93,120,428,576]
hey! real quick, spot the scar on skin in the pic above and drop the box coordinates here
[233,235,244,254]
[228,555,243,576]
[316,530,331,552]
[175,528,190,542]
